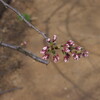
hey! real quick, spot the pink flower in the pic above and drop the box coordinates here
[42,46,48,50]
[42,54,49,60]
[47,38,51,42]
[53,35,57,42]
[65,43,70,47]
[63,46,70,53]
[75,46,82,50]
[64,53,70,62]
[72,53,79,60]
[40,50,46,54]
[83,51,89,57]
[67,40,75,46]
[53,54,59,63]
[40,46,48,54]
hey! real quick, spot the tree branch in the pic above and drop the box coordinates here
[0,0,49,64]
[0,0,48,40]
[0,41,49,65]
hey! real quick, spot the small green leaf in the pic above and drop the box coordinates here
[18,13,31,21]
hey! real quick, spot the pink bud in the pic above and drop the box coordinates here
[83,51,89,57]
[42,54,49,60]
[53,54,59,63]
[64,56,68,62]
[65,43,70,47]
[64,53,70,62]
[47,38,51,42]
[20,41,27,46]
[24,41,27,45]
[72,53,79,60]
[40,50,46,54]
[63,47,70,53]
[42,46,48,51]
[53,35,57,41]
[75,46,82,50]
[67,40,75,46]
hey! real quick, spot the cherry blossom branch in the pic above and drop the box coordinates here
[0,0,48,40]
[0,0,89,63]
[0,41,49,64]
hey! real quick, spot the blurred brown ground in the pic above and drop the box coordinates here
[0,0,100,100]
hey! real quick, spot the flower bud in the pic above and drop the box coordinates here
[64,53,70,62]
[53,54,59,63]
[47,38,51,42]
[83,51,89,57]
[75,46,82,50]
[20,41,27,47]
[72,53,79,60]
[42,46,48,51]
[42,54,49,60]
[53,35,57,42]
[67,40,75,46]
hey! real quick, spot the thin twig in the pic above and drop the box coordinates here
[0,87,22,95]
[0,42,49,64]
[0,0,48,40]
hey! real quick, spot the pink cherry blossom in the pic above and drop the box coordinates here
[42,46,48,51]
[63,47,70,53]
[72,53,79,60]
[40,46,48,54]
[53,35,57,42]
[65,43,70,47]
[64,57,68,62]
[40,50,46,54]
[42,54,49,60]
[53,54,59,63]
[64,53,70,62]
[67,40,75,46]
[83,51,89,57]
[75,46,82,50]
[47,38,51,42]
[40,35,89,62]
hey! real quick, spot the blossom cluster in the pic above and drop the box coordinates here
[40,35,89,63]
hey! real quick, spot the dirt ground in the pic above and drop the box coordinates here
[0,0,100,100]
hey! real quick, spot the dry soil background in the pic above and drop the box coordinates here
[0,0,100,100]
